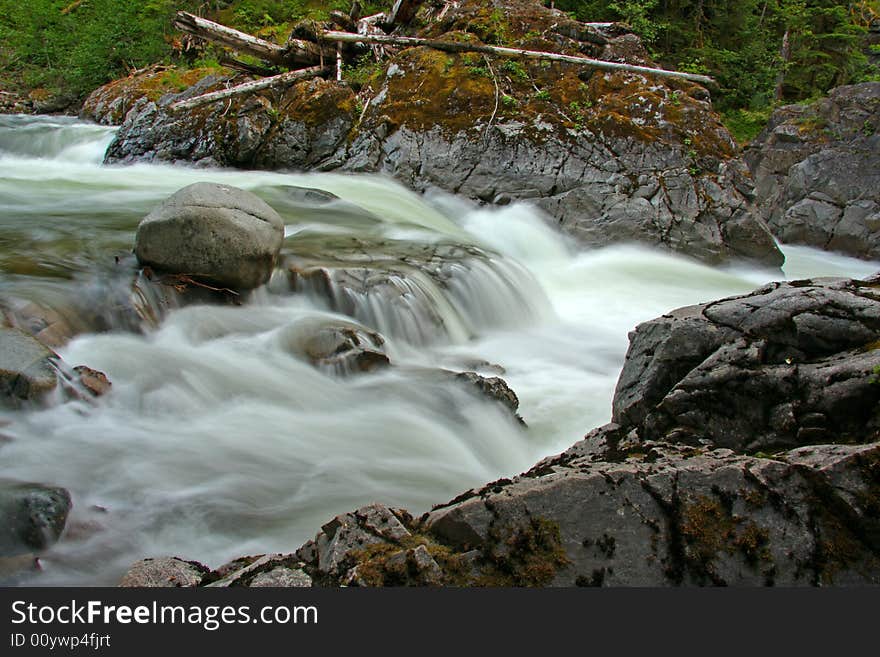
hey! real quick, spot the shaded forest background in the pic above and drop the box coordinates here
[1,1,878,141]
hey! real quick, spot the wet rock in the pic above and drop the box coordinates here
[612,277,880,451]
[284,235,543,345]
[0,328,59,405]
[105,76,355,169]
[0,481,71,557]
[206,554,311,587]
[71,366,111,397]
[298,323,389,375]
[453,371,523,423]
[81,66,220,126]
[296,504,416,584]
[134,182,285,291]
[1,301,76,348]
[119,557,209,587]
[746,82,880,259]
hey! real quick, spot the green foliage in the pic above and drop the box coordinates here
[608,0,664,45]
[0,0,388,98]
[553,0,880,116]
[500,59,530,81]
[722,107,775,144]
[342,53,384,88]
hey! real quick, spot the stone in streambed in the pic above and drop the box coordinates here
[0,480,72,557]
[134,183,284,291]
[0,328,58,405]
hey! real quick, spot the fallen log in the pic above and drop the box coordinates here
[173,11,325,68]
[318,30,716,85]
[168,66,331,112]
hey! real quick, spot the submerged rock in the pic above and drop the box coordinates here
[746,82,880,259]
[134,182,285,291]
[278,317,390,375]
[284,235,544,345]
[0,480,72,557]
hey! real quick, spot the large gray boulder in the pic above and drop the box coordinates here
[0,480,72,556]
[612,276,880,451]
[0,327,58,405]
[134,183,284,291]
[746,82,880,259]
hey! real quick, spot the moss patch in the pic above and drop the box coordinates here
[346,517,569,587]
[680,494,772,579]
[473,518,570,586]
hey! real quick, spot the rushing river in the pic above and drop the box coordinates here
[1,114,878,586]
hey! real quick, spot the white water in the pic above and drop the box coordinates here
[1,115,878,585]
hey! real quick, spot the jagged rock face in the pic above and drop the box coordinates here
[746,82,880,259]
[99,0,782,267]
[118,554,312,587]
[288,436,880,587]
[612,277,880,452]
[104,75,356,169]
[80,66,220,126]
[347,34,780,267]
[424,433,880,586]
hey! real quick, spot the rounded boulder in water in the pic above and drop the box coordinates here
[134,182,284,291]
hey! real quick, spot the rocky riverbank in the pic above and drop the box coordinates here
[746,82,880,260]
[120,274,880,587]
[83,0,782,269]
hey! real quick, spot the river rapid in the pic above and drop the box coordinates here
[1,114,877,585]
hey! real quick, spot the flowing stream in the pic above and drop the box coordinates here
[1,114,878,586]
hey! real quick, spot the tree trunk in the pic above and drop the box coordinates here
[168,66,331,112]
[774,29,791,102]
[173,11,327,68]
[318,30,716,85]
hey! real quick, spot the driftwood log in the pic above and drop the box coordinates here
[173,12,331,68]
[169,66,331,112]
[171,7,715,101]
[318,31,716,85]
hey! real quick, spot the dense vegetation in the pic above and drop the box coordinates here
[1,1,878,141]
[557,0,880,139]
[0,1,383,99]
